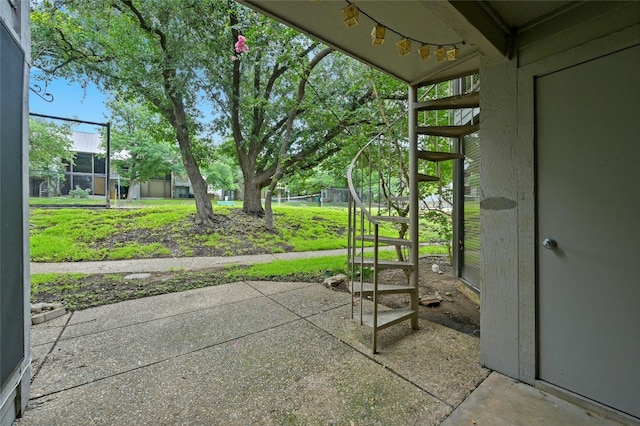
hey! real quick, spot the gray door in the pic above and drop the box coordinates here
[537,45,640,418]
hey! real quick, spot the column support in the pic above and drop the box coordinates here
[408,84,419,330]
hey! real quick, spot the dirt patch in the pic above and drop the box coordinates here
[379,256,480,336]
[90,210,294,258]
[330,256,480,336]
[31,267,330,312]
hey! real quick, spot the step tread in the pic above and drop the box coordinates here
[350,282,415,295]
[362,309,416,330]
[386,196,410,203]
[416,124,479,137]
[358,235,412,246]
[349,257,414,270]
[418,173,440,182]
[417,150,465,162]
[372,215,411,224]
[413,91,479,111]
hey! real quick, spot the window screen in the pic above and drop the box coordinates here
[461,132,480,290]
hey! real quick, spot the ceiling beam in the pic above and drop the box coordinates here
[425,1,511,60]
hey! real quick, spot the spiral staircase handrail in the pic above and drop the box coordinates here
[347,138,379,224]
[347,82,438,226]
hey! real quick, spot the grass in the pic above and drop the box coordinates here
[224,255,349,281]
[29,196,109,206]
[29,196,198,206]
[30,203,443,262]
[30,206,197,261]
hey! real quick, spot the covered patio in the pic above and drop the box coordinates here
[21,281,619,424]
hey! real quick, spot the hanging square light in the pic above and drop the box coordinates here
[371,24,385,45]
[447,46,459,60]
[435,46,446,62]
[419,44,430,61]
[396,38,411,56]
[342,4,359,27]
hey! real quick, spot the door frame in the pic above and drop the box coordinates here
[516,25,639,422]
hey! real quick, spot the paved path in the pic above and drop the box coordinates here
[30,247,393,275]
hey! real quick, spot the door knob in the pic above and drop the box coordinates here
[542,238,558,250]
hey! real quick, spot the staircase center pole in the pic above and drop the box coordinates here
[409,85,420,330]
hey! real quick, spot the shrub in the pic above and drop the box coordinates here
[69,185,91,198]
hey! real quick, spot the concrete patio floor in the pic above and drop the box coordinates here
[19,281,628,425]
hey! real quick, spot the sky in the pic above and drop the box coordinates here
[29,72,110,133]
[29,72,219,139]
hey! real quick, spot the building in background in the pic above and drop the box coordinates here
[29,130,196,200]
[62,131,108,196]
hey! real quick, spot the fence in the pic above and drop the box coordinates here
[269,188,350,208]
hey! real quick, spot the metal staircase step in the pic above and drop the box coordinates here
[418,173,440,182]
[349,257,414,270]
[417,150,465,162]
[350,282,415,295]
[413,91,479,111]
[385,196,410,203]
[372,215,411,224]
[358,235,412,247]
[362,309,416,330]
[416,124,479,137]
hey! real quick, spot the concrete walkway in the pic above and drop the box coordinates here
[21,277,630,424]
[30,248,376,275]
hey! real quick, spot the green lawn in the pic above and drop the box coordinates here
[30,203,442,262]
[30,196,109,206]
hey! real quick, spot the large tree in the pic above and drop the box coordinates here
[32,1,380,226]
[203,6,376,222]
[31,0,218,224]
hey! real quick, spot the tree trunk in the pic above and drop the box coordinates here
[127,179,138,200]
[180,147,215,225]
[190,168,214,225]
[264,186,275,230]
[173,120,215,225]
[242,180,265,216]
[164,68,216,226]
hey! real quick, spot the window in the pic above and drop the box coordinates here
[74,153,92,173]
[93,156,106,174]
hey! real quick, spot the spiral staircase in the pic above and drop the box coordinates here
[347,76,479,353]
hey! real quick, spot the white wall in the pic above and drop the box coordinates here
[72,131,103,154]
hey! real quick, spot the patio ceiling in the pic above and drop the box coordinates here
[237,1,573,85]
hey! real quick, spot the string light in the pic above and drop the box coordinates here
[371,24,385,46]
[396,38,411,56]
[342,3,359,27]
[447,46,459,60]
[418,44,430,61]
[342,1,464,60]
